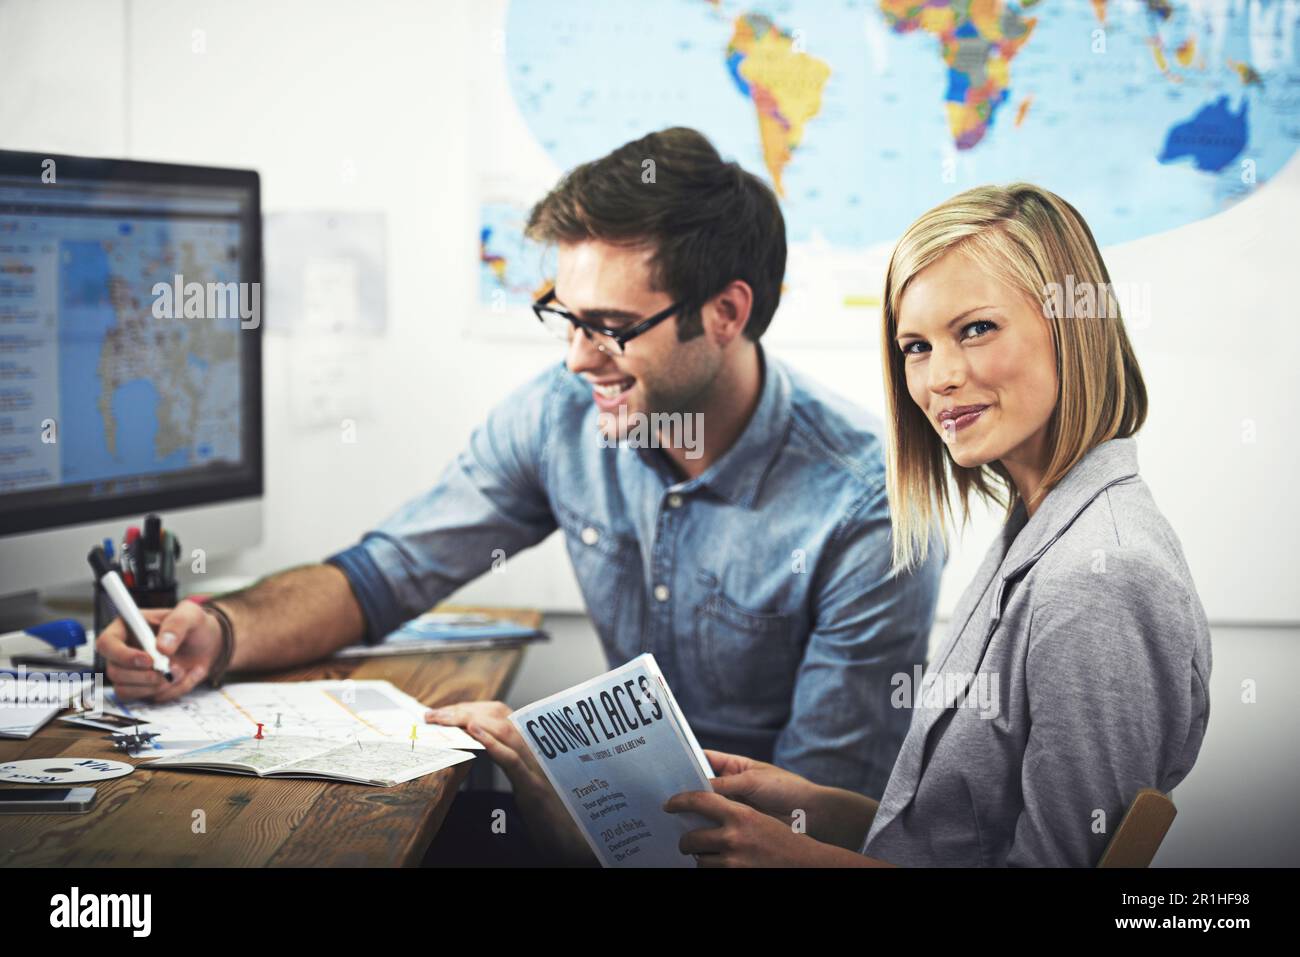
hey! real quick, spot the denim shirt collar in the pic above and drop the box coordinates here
[634,344,792,509]
[998,437,1141,581]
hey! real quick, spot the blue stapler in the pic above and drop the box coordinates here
[0,620,89,672]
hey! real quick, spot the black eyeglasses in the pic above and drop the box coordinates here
[532,288,684,355]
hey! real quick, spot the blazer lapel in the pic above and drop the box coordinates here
[879,506,1025,816]
[877,439,1143,823]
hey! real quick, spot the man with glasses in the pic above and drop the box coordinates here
[96,127,942,864]
[534,287,685,356]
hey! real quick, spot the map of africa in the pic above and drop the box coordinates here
[481,0,1298,308]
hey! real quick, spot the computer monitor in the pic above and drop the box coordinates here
[0,150,263,599]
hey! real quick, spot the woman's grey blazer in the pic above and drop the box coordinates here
[861,437,1212,866]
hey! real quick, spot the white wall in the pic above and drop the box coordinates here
[5,0,1296,623]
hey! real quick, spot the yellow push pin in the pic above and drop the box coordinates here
[410,724,418,751]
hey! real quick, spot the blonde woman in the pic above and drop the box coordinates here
[666,183,1212,867]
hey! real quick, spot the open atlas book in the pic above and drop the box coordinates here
[142,734,473,787]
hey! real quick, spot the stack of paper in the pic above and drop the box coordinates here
[0,677,72,739]
[0,704,64,739]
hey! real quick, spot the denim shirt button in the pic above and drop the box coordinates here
[653,584,670,602]
[667,494,683,508]
[580,526,599,546]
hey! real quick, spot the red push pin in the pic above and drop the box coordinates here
[255,722,265,749]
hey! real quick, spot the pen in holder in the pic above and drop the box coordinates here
[92,515,181,679]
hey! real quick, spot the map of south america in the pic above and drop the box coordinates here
[727,13,832,196]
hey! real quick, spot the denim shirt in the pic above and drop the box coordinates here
[326,347,943,796]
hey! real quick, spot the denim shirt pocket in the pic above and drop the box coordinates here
[554,499,641,663]
[694,572,801,711]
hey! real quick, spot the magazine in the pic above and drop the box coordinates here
[510,653,715,867]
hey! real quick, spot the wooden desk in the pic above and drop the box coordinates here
[0,606,539,867]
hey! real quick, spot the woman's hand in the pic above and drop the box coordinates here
[702,749,879,850]
[663,788,875,867]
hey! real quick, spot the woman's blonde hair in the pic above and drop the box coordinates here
[881,182,1147,572]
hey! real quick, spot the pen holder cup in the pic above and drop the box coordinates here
[92,582,179,677]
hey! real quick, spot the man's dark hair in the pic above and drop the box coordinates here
[525,127,786,341]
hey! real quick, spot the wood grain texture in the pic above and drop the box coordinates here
[1097,788,1177,869]
[0,605,538,868]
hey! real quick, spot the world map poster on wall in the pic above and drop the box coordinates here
[477,0,1297,344]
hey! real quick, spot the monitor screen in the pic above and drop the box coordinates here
[0,151,262,537]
